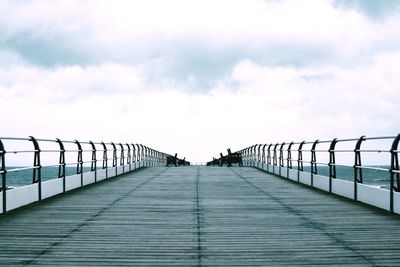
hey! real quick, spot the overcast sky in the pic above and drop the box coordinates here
[1,0,399,162]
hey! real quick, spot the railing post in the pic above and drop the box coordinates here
[56,139,66,192]
[261,144,266,170]
[244,147,247,165]
[89,141,97,182]
[30,136,42,200]
[142,145,146,166]
[136,144,140,167]
[267,144,272,172]
[310,140,319,187]
[279,143,285,176]
[354,136,366,201]
[273,144,278,174]
[248,146,251,165]
[145,146,148,163]
[287,142,294,178]
[262,144,267,163]
[257,144,262,168]
[273,144,278,166]
[101,142,108,178]
[119,143,124,173]
[131,144,136,165]
[328,138,338,193]
[390,134,400,213]
[126,143,131,172]
[75,140,83,187]
[111,142,117,167]
[253,145,257,164]
[0,138,7,213]
[111,142,117,176]
[244,147,248,166]
[140,145,145,166]
[297,141,305,182]
[251,145,256,166]
[147,147,150,166]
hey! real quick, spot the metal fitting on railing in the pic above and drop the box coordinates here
[126,143,131,171]
[311,140,319,175]
[273,144,278,166]
[57,139,66,192]
[101,142,107,169]
[89,141,96,172]
[267,144,272,165]
[111,143,117,168]
[354,136,366,200]
[298,141,305,172]
[119,143,124,166]
[29,136,42,200]
[131,144,136,163]
[75,140,83,175]
[279,143,285,167]
[287,142,294,169]
[136,144,140,161]
[328,138,338,193]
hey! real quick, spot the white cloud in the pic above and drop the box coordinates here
[0,0,400,162]
[1,49,399,161]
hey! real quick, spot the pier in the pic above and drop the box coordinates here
[0,135,400,265]
[1,166,400,266]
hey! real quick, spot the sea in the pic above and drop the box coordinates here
[2,165,393,189]
[4,166,91,188]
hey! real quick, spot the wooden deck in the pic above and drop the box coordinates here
[1,166,400,266]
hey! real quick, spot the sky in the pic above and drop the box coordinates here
[0,0,400,162]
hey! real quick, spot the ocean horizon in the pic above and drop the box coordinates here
[3,165,392,189]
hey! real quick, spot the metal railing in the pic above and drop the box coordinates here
[237,134,400,212]
[0,136,170,214]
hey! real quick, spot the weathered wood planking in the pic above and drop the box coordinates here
[0,166,400,266]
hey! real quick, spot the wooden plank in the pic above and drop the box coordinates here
[0,166,399,266]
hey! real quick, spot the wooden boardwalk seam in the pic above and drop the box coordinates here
[0,166,400,266]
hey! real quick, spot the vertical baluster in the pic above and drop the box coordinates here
[89,141,97,182]
[30,136,42,200]
[279,143,285,176]
[126,143,131,172]
[354,136,366,201]
[311,140,319,187]
[111,142,117,176]
[297,141,305,183]
[287,142,294,178]
[75,140,83,187]
[328,138,338,193]
[267,144,272,172]
[101,142,108,178]
[56,139,66,192]
[119,143,124,173]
